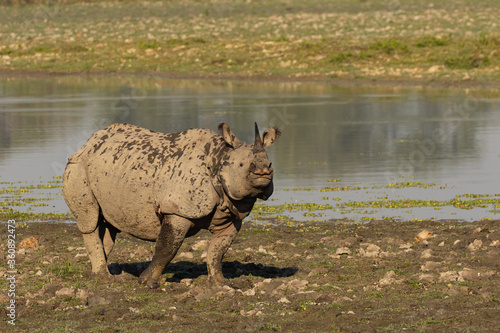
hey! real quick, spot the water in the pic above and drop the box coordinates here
[1,76,500,222]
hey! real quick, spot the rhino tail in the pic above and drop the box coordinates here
[67,140,91,164]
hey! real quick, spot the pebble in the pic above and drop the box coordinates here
[467,239,482,251]
[178,252,193,259]
[241,289,255,296]
[76,289,89,301]
[359,244,381,257]
[181,278,193,286]
[336,247,351,255]
[378,271,399,286]
[399,243,413,249]
[459,269,481,281]
[191,239,208,251]
[417,273,435,282]
[19,236,39,249]
[415,229,433,242]
[287,279,308,291]
[421,261,443,272]
[55,287,76,298]
[420,249,433,259]
[438,271,461,283]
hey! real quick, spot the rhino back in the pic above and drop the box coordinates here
[70,123,223,238]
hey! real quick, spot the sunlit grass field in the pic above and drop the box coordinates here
[0,0,499,83]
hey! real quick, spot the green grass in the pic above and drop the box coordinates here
[0,0,499,83]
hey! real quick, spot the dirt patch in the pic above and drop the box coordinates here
[1,219,499,332]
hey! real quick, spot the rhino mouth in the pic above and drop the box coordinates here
[249,171,273,186]
[251,169,273,177]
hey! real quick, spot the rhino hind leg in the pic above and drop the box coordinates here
[64,162,113,279]
[101,221,119,259]
[80,218,120,281]
[82,220,112,279]
[139,214,193,289]
[206,220,242,287]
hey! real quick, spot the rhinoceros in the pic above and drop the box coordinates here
[62,122,281,288]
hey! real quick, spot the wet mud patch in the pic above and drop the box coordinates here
[1,219,499,332]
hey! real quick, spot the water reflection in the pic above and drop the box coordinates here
[1,76,499,221]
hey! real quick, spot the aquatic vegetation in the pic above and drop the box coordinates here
[0,207,72,222]
[2,175,499,223]
[319,186,361,192]
[386,182,438,189]
[281,187,316,192]
[253,202,333,215]
[0,179,63,219]
[338,197,500,211]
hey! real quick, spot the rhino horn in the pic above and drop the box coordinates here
[254,122,264,151]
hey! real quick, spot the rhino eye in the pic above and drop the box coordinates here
[239,162,244,167]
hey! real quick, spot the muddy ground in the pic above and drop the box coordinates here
[1,219,499,332]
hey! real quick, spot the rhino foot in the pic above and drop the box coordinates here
[138,277,160,289]
[208,275,232,288]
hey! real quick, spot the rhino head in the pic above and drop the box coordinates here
[217,123,281,201]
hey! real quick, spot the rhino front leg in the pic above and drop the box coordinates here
[139,214,193,289]
[206,220,242,286]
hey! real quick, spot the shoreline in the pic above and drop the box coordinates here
[2,69,500,90]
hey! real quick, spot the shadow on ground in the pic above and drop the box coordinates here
[108,260,298,282]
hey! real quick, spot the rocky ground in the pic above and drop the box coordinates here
[1,219,499,332]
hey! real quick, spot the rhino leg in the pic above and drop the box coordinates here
[139,214,193,289]
[101,222,118,259]
[207,220,242,286]
[79,218,120,281]
[82,221,112,279]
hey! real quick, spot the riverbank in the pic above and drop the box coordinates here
[1,219,498,332]
[1,0,499,85]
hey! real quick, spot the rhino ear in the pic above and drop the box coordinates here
[218,123,243,149]
[262,127,281,148]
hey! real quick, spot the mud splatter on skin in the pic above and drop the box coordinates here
[62,122,281,288]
